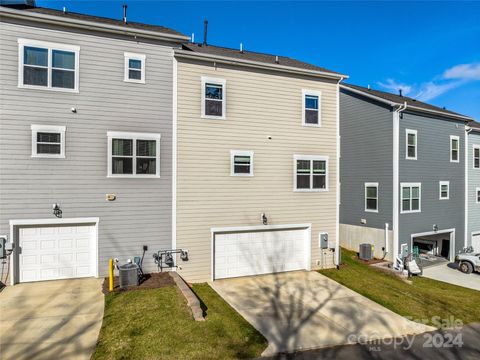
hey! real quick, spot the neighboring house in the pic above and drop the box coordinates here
[467,121,480,251]
[0,5,189,284]
[173,43,347,282]
[340,84,473,263]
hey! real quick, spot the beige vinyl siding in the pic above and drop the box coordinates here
[176,58,339,282]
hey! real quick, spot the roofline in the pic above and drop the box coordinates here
[0,6,190,42]
[174,48,349,81]
[340,84,473,122]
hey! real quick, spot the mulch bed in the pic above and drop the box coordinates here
[102,272,175,294]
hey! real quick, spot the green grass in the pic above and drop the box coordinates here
[320,248,480,326]
[92,284,267,360]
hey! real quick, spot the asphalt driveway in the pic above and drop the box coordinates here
[422,263,480,291]
[0,278,104,360]
[210,271,434,356]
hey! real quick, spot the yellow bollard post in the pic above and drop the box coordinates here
[108,258,114,292]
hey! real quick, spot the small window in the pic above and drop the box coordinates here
[230,150,253,176]
[302,90,321,126]
[401,183,421,213]
[450,135,460,162]
[124,53,146,83]
[107,132,160,177]
[477,188,480,204]
[31,125,66,158]
[201,76,226,119]
[439,181,450,200]
[294,155,328,191]
[406,129,417,160]
[365,183,379,212]
[19,39,79,92]
[473,145,480,169]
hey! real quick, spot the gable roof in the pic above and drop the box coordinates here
[469,120,480,132]
[341,83,474,122]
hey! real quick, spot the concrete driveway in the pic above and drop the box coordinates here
[0,278,104,360]
[210,271,434,356]
[422,263,480,291]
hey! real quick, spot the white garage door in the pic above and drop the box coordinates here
[473,233,480,252]
[214,228,309,280]
[19,224,96,282]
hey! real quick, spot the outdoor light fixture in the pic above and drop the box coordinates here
[53,203,62,218]
[433,224,438,232]
[261,213,268,225]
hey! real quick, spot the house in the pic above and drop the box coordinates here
[173,43,347,282]
[467,121,480,251]
[0,4,189,284]
[339,84,474,264]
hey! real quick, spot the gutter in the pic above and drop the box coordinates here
[0,6,190,42]
[174,49,349,81]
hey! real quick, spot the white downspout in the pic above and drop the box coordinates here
[335,77,345,267]
[383,223,389,259]
[465,125,472,249]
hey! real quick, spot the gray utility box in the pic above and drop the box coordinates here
[118,263,139,288]
[359,243,374,261]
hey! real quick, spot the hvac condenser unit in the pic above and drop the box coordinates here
[359,243,374,261]
[118,263,139,288]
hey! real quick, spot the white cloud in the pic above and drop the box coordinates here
[443,63,480,80]
[377,78,412,95]
[414,80,466,102]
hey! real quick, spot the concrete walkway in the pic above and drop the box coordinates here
[210,271,434,356]
[422,263,480,291]
[0,278,104,360]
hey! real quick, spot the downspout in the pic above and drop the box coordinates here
[465,125,472,249]
[335,77,345,268]
[382,222,389,260]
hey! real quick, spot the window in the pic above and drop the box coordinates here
[107,132,160,177]
[31,125,66,158]
[477,188,480,204]
[401,183,421,213]
[302,90,321,126]
[124,53,146,83]
[18,39,79,92]
[365,183,379,212]
[230,150,253,176]
[201,76,226,119]
[439,181,450,200]
[294,155,329,191]
[450,135,460,162]
[473,145,480,169]
[406,129,417,160]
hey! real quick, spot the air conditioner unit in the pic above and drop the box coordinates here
[359,243,374,261]
[118,263,139,288]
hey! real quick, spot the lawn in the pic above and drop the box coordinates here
[320,248,480,326]
[92,284,267,360]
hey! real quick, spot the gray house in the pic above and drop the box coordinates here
[340,84,474,264]
[0,5,189,284]
[467,121,480,251]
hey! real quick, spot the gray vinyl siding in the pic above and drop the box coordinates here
[468,131,480,242]
[398,112,466,255]
[340,90,393,230]
[0,19,175,279]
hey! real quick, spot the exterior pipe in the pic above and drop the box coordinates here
[465,125,472,249]
[383,222,389,260]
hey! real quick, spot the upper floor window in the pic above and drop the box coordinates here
[406,129,417,160]
[230,150,254,176]
[201,76,226,119]
[31,124,66,158]
[294,155,328,192]
[439,181,450,200]
[18,39,79,92]
[124,53,146,83]
[450,135,460,163]
[302,90,321,126]
[474,145,480,169]
[107,132,160,178]
[365,183,379,212]
[401,183,421,214]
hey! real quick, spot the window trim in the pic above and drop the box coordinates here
[293,155,329,192]
[31,124,66,158]
[107,131,161,178]
[400,182,422,214]
[201,76,226,119]
[124,52,146,84]
[302,89,322,127]
[450,135,460,163]
[405,129,417,160]
[473,145,480,169]
[364,182,379,213]
[439,181,450,200]
[18,38,80,93]
[230,150,254,177]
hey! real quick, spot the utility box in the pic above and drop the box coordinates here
[319,232,329,249]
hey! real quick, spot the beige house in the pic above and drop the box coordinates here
[174,44,347,283]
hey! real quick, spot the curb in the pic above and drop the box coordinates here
[169,272,205,321]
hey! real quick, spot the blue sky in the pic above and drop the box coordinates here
[38,1,480,119]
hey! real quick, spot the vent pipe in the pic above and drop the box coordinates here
[275,55,279,64]
[240,42,243,53]
[203,20,208,46]
[399,89,403,97]
[122,4,127,24]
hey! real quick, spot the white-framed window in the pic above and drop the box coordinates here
[401,183,421,214]
[365,182,379,212]
[406,129,417,160]
[18,38,79,92]
[302,89,321,126]
[294,155,329,192]
[107,131,160,178]
[450,135,460,163]
[124,52,146,83]
[473,145,480,169]
[201,76,226,119]
[230,150,254,176]
[439,181,450,200]
[31,124,66,158]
